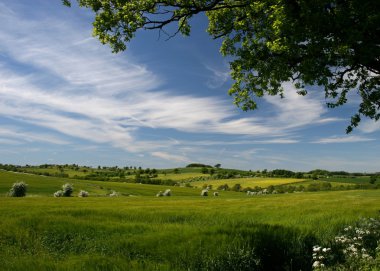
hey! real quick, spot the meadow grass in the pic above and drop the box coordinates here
[0,188,379,270]
[1,170,379,270]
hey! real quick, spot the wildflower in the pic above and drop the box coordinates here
[312,261,320,268]
[313,246,321,252]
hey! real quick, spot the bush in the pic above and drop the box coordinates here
[312,217,380,270]
[62,183,73,197]
[54,190,64,197]
[9,182,27,197]
[78,190,89,197]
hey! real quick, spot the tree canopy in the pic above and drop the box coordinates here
[64,0,380,132]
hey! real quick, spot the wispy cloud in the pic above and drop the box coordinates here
[311,135,375,144]
[204,64,230,89]
[358,120,380,134]
[151,151,190,163]
[0,127,69,145]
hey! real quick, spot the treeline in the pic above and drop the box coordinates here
[212,182,380,194]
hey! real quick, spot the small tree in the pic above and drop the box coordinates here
[9,182,27,197]
[78,190,89,197]
[369,175,377,184]
[62,183,73,197]
[231,183,242,192]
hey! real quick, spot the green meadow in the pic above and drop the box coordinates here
[0,170,379,270]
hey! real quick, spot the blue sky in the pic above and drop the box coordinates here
[0,0,379,172]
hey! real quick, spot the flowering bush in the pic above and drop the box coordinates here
[109,191,119,197]
[62,183,73,197]
[54,190,64,197]
[9,182,27,197]
[312,217,380,270]
[78,190,89,197]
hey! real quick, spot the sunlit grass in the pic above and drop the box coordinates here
[191,177,306,189]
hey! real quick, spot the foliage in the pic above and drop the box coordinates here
[64,0,380,132]
[62,183,73,197]
[312,217,380,270]
[370,175,378,184]
[54,190,64,197]
[186,163,212,168]
[78,190,89,197]
[8,182,27,197]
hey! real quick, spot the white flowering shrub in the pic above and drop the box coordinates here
[54,190,64,197]
[163,189,171,196]
[78,190,89,197]
[9,182,27,197]
[62,183,73,197]
[201,189,208,196]
[109,191,119,197]
[312,217,380,270]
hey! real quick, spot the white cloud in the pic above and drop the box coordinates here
[358,120,380,134]
[312,135,375,144]
[151,151,190,163]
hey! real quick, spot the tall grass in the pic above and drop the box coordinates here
[0,189,379,270]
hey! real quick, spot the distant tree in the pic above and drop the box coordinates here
[173,168,179,174]
[369,175,378,184]
[209,168,215,175]
[214,164,221,169]
[9,182,27,197]
[231,183,242,192]
[217,184,229,191]
[135,171,141,182]
[62,183,73,197]
[201,167,209,174]
[186,163,212,168]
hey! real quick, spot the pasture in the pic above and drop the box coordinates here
[0,170,379,270]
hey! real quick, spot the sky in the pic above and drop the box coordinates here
[0,0,379,172]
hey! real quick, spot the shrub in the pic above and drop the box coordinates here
[109,191,119,197]
[54,190,64,197]
[312,217,380,270]
[9,182,27,197]
[78,190,89,197]
[62,183,73,197]
[201,189,208,196]
[163,189,171,196]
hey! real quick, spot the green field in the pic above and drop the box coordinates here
[191,177,306,189]
[1,170,379,270]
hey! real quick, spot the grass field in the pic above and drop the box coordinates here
[191,177,306,189]
[1,170,379,270]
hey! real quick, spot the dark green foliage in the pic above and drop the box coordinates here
[201,167,209,174]
[186,163,212,168]
[217,184,229,191]
[62,183,73,197]
[231,183,242,192]
[370,175,377,184]
[8,182,27,197]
